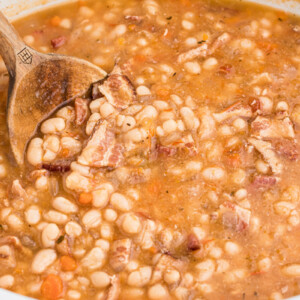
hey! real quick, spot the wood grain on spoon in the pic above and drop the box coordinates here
[0,10,106,165]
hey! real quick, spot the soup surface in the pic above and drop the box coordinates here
[0,0,300,299]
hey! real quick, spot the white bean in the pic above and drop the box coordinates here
[82,209,101,228]
[65,221,82,237]
[110,193,132,211]
[41,118,65,134]
[25,205,41,225]
[148,284,169,299]
[202,167,225,181]
[81,247,106,270]
[31,249,57,274]
[0,275,14,288]
[195,259,215,282]
[122,213,142,234]
[52,196,78,214]
[184,61,201,74]
[91,271,111,288]
[224,241,240,255]
[27,138,43,166]
[282,264,300,276]
[137,86,151,96]
[128,266,152,287]
[42,223,60,248]
[44,210,68,224]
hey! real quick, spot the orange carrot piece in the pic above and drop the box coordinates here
[50,16,61,27]
[78,192,93,205]
[41,274,63,300]
[60,255,77,271]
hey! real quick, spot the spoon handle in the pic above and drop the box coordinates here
[0,10,42,78]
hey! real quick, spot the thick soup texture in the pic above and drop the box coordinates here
[1,0,300,299]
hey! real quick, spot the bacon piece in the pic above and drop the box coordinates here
[177,43,209,64]
[198,108,216,140]
[217,64,235,78]
[42,159,73,173]
[248,138,282,174]
[78,120,124,168]
[213,101,252,123]
[106,275,120,300]
[124,15,143,23]
[252,175,277,188]
[98,66,136,109]
[209,32,231,54]
[157,144,177,157]
[51,36,66,49]
[91,78,107,100]
[11,180,27,199]
[274,139,299,161]
[251,116,295,139]
[220,201,251,231]
[177,33,230,64]
[109,239,132,272]
[187,233,201,251]
[75,98,89,126]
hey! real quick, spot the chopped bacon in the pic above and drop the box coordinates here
[274,139,299,161]
[42,159,73,173]
[248,138,282,174]
[177,32,230,63]
[249,97,260,113]
[187,233,201,251]
[217,64,234,78]
[213,101,252,123]
[157,144,178,157]
[51,36,67,49]
[106,275,121,300]
[75,98,89,126]
[11,180,27,199]
[252,175,277,188]
[91,77,107,99]
[251,116,295,139]
[220,201,251,231]
[209,32,231,54]
[124,15,143,23]
[98,66,136,109]
[109,239,132,272]
[78,120,124,168]
[177,43,209,64]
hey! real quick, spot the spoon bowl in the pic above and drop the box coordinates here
[0,11,106,165]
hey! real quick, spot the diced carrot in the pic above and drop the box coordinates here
[78,192,93,205]
[147,179,162,195]
[155,87,170,99]
[202,33,209,41]
[148,246,158,254]
[276,10,288,21]
[224,16,241,25]
[250,270,266,276]
[258,42,278,55]
[128,24,136,31]
[180,0,191,6]
[134,54,147,63]
[60,255,77,272]
[61,148,69,157]
[78,0,87,6]
[117,37,125,45]
[50,16,61,27]
[41,274,63,300]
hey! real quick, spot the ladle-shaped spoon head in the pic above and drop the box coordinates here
[0,10,106,165]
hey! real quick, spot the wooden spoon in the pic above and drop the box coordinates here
[0,11,106,165]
